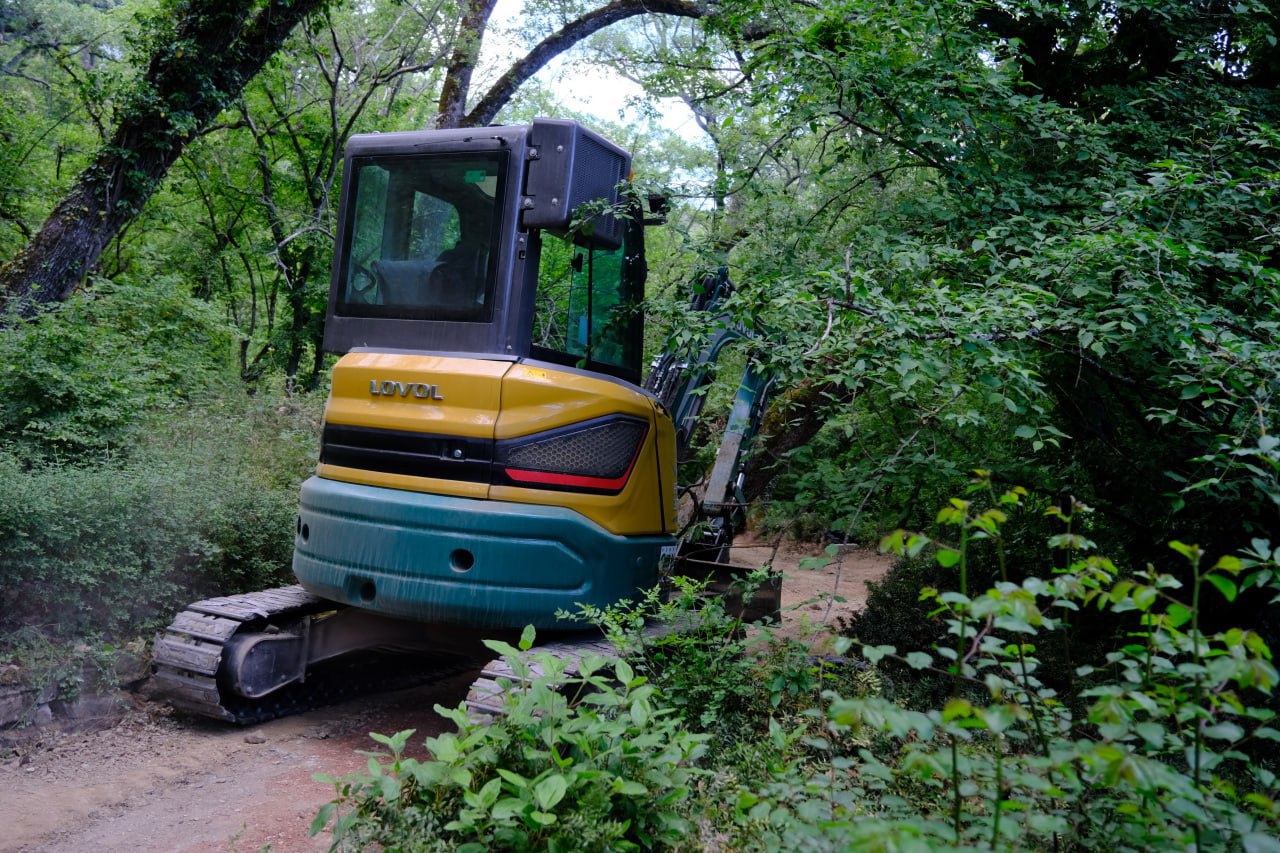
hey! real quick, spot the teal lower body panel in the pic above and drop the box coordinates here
[292,477,672,630]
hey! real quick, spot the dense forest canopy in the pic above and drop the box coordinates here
[2,1,1279,845]
[725,0,1280,555]
[0,0,1275,614]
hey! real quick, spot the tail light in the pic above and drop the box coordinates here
[497,415,648,494]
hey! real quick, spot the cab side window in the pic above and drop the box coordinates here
[530,227,642,382]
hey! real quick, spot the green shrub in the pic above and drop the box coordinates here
[0,451,197,638]
[313,627,710,852]
[846,486,1134,712]
[738,478,1280,850]
[0,277,232,463]
[575,580,773,733]
[838,551,956,709]
[310,584,880,851]
[316,480,1280,851]
[0,387,321,640]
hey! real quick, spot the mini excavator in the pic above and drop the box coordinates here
[153,120,776,723]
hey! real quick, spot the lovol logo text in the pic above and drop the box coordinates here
[369,380,444,401]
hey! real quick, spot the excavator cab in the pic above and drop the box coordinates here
[323,121,641,374]
[293,120,676,631]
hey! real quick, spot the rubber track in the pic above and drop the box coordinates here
[153,586,477,725]
[464,634,620,720]
[463,619,687,722]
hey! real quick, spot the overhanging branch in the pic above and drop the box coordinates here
[462,0,707,128]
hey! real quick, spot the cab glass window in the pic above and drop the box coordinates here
[530,224,643,383]
[336,154,505,323]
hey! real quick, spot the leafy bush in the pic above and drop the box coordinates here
[735,479,1280,850]
[0,387,321,641]
[314,626,710,852]
[0,450,197,638]
[573,581,776,732]
[0,277,232,463]
[667,0,1280,616]
[318,480,1280,851]
[845,486,1124,709]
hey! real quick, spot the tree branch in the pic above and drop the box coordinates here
[437,0,499,128]
[462,0,707,128]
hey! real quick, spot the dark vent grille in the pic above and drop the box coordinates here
[570,134,625,208]
[320,415,647,495]
[321,424,492,483]
[570,132,626,248]
[501,418,646,478]
[524,119,630,248]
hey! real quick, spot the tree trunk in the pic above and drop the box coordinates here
[1,0,708,316]
[741,381,852,506]
[436,0,500,128]
[0,0,328,317]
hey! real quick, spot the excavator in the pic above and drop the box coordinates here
[153,119,775,723]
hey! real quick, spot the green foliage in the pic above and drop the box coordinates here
[846,485,1113,706]
[140,0,463,384]
[628,0,1280,576]
[735,481,1280,849]
[831,479,1280,850]
[572,578,823,740]
[0,0,134,252]
[317,481,1280,850]
[839,551,959,710]
[313,626,710,851]
[0,449,190,638]
[311,582,861,850]
[0,386,321,641]
[0,277,233,462]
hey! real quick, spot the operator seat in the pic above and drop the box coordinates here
[428,244,488,313]
[371,259,437,306]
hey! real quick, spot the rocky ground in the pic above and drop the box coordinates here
[0,540,891,853]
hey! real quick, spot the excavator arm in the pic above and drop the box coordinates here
[645,268,780,620]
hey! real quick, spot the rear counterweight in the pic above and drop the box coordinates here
[293,476,672,629]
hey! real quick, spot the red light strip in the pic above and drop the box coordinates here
[504,430,646,493]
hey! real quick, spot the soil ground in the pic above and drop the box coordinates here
[0,540,890,853]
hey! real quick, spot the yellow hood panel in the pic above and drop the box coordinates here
[491,365,668,535]
[494,364,654,437]
[319,354,673,535]
[324,352,510,438]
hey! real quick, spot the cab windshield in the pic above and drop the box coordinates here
[336,153,506,323]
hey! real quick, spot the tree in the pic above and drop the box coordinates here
[439,0,704,129]
[631,0,1280,559]
[224,1,455,385]
[0,0,707,319]
[0,0,331,317]
[0,0,135,256]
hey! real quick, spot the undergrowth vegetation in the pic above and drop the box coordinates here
[316,478,1280,851]
[0,279,233,462]
[0,395,319,641]
[0,285,323,691]
[0,0,1276,841]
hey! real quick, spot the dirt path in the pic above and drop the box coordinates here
[0,672,478,853]
[0,542,891,853]
[732,535,890,647]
